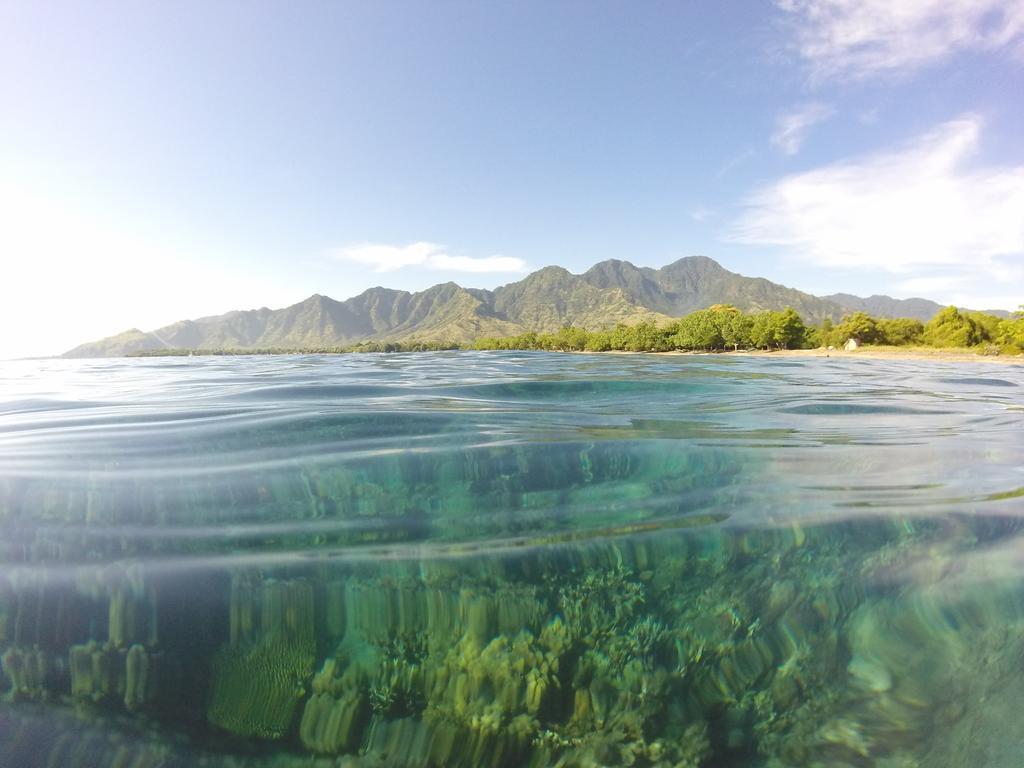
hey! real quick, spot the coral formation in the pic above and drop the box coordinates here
[207,576,316,739]
[2,517,1022,766]
[0,646,48,700]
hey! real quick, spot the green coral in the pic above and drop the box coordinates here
[554,564,646,645]
[1,646,48,700]
[208,577,316,739]
[69,641,125,704]
[207,637,313,738]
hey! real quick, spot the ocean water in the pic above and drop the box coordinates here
[1,352,1022,768]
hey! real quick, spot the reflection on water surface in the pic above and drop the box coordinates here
[0,352,1022,767]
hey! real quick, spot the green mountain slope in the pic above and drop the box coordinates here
[491,266,672,331]
[583,256,844,323]
[63,256,987,357]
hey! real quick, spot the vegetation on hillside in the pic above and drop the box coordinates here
[472,305,811,352]
[819,306,1022,352]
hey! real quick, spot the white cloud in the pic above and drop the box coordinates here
[777,0,1024,80]
[331,241,441,271]
[729,116,1024,309]
[330,241,527,274]
[771,103,835,155]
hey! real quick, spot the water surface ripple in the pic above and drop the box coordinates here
[2,353,1020,565]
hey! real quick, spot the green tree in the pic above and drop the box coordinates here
[750,312,776,349]
[721,311,754,350]
[553,326,589,351]
[923,307,985,347]
[622,321,672,351]
[672,309,724,350]
[875,318,924,346]
[833,312,880,345]
[773,308,809,349]
[583,330,613,351]
[966,311,1001,342]
[818,318,834,347]
[995,306,1024,352]
[746,309,809,350]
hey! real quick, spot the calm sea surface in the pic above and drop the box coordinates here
[1,352,1022,767]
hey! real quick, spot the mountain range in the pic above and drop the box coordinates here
[63,256,1003,357]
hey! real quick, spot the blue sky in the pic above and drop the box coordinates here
[1,0,1023,357]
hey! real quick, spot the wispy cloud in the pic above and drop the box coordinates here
[729,115,1024,309]
[777,0,1024,80]
[689,205,714,223]
[771,103,835,155]
[330,242,528,274]
[858,108,879,126]
[716,147,756,179]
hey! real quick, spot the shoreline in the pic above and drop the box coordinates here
[716,347,1022,364]
[580,347,1022,364]
[52,346,1023,364]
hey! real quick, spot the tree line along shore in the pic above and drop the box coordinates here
[128,305,1024,357]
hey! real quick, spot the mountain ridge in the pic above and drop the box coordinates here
[63,256,1003,357]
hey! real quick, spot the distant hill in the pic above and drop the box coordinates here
[823,293,1010,323]
[63,256,999,357]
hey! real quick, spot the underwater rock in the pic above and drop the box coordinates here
[819,716,872,758]
[845,596,966,705]
[763,580,796,623]
[847,654,892,693]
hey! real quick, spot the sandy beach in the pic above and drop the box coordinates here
[580,346,1022,363]
[717,347,1024,364]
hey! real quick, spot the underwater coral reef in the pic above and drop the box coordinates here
[4,516,1024,767]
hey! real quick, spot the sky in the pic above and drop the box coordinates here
[1,0,1023,358]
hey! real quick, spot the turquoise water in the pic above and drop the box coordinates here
[1,352,1022,767]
